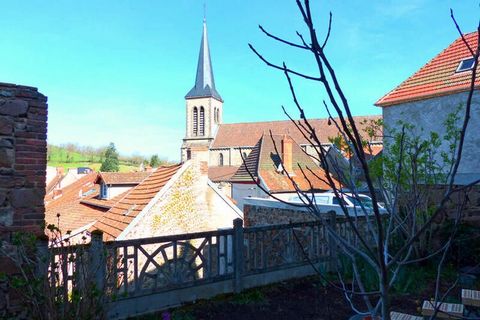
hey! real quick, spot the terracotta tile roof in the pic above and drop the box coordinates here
[92,164,183,241]
[208,166,240,182]
[231,134,338,193]
[376,32,480,107]
[45,173,62,195]
[98,171,151,185]
[367,144,383,157]
[343,143,383,160]
[45,172,107,236]
[211,116,382,148]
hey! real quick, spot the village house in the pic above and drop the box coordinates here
[229,133,339,210]
[45,171,152,242]
[376,31,480,186]
[92,161,242,241]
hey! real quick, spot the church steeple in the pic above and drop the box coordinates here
[185,20,223,102]
[181,17,223,164]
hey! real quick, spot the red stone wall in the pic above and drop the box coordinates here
[0,82,48,239]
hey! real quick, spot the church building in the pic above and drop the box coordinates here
[181,19,382,195]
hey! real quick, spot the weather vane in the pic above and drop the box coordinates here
[203,0,207,22]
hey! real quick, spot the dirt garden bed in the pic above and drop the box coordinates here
[134,274,464,320]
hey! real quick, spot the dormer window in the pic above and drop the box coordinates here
[456,57,476,73]
[100,183,109,199]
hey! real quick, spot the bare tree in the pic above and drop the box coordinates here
[247,1,479,319]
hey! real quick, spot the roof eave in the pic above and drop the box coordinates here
[376,86,480,107]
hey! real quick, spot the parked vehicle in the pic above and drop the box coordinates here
[289,192,387,216]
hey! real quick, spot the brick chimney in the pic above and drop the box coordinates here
[282,135,293,174]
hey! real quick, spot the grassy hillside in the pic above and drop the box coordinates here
[47,144,139,172]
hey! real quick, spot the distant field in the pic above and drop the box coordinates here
[48,161,138,172]
[47,145,139,172]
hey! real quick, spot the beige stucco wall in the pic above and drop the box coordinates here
[383,91,480,185]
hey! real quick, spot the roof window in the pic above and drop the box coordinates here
[456,57,476,73]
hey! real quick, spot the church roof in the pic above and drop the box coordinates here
[185,20,223,102]
[211,116,382,148]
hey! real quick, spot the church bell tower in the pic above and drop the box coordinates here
[181,18,223,163]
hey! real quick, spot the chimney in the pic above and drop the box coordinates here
[282,135,293,174]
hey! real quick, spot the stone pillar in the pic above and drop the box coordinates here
[327,211,338,272]
[233,218,244,293]
[0,82,48,238]
[89,230,106,294]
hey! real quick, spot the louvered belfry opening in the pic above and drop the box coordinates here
[199,106,205,135]
[193,107,198,136]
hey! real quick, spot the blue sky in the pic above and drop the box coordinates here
[1,1,478,161]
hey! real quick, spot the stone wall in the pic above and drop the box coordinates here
[243,198,315,227]
[426,185,480,225]
[0,83,48,238]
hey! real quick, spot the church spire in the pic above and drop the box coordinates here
[185,19,223,102]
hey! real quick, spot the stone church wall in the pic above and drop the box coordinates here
[209,147,253,167]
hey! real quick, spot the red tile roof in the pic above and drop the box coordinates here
[230,134,339,193]
[376,32,480,107]
[342,143,383,160]
[208,166,240,182]
[92,164,183,241]
[45,172,107,236]
[98,171,151,185]
[212,116,382,148]
[45,172,63,195]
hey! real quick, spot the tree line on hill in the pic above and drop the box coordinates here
[47,142,169,171]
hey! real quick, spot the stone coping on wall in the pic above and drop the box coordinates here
[244,197,311,212]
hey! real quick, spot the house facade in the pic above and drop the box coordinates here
[229,133,339,210]
[376,32,480,185]
[92,161,242,241]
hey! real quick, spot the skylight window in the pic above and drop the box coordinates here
[456,57,476,73]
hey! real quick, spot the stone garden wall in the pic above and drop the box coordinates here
[0,82,48,238]
[0,82,48,314]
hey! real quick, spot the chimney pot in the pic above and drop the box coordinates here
[282,135,293,174]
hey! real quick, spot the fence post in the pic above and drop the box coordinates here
[34,236,50,316]
[35,235,50,286]
[233,218,244,293]
[327,212,337,272]
[89,230,106,295]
